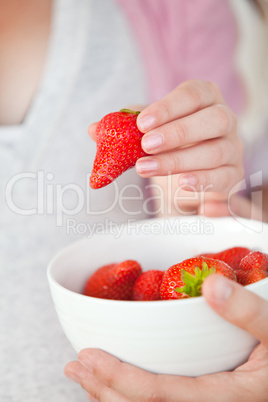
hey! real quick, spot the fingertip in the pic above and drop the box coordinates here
[201,273,214,299]
[64,361,81,383]
[202,274,233,307]
[137,114,156,133]
[88,122,98,141]
[64,363,70,377]
[135,157,158,176]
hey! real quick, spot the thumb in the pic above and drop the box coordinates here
[87,122,98,142]
[202,274,268,347]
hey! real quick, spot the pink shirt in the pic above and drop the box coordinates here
[117,0,244,114]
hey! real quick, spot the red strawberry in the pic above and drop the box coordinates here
[236,268,267,286]
[236,251,268,285]
[200,247,250,271]
[160,257,236,300]
[84,260,142,300]
[132,270,164,301]
[90,109,148,189]
[239,251,268,272]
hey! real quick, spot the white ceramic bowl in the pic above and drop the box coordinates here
[47,216,268,376]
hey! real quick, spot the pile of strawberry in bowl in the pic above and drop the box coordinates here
[83,247,268,302]
[47,216,268,377]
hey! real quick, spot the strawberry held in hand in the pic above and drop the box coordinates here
[84,260,142,300]
[90,109,148,189]
[160,257,236,300]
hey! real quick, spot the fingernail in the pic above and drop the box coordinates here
[65,371,80,384]
[138,115,156,132]
[212,275,232,304]
[142,133,163,152]
[178,174,197,187]
[136,159,158,174]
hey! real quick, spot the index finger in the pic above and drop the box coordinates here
[137,80,225,133]
[78,349,204,401]
[78,349,161,401]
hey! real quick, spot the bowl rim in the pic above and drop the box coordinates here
[47,215,268,306]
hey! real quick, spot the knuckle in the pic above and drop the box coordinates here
[105,374,116,389]
[105,367,121,389]
[144,377,164,402]
[238,165,245,180]
[200,170,219,191]
[146,394,163,402]
[224,166,243,192]
[237,137,244,159]
[197,171,209,188]
[159,98,174,122]
[222,168,233,190]
[174,120,188,145]
[86,389,100,401]
[206,80,220,97]
[232,111,238,131]
[210,141,224,166]
[231,137,244,165]
[169,152,182,172]
[225,139,236,162]
[234,165,244,184]
[181,80,222,107]
[182,81,203,109]
[214,105,232,134]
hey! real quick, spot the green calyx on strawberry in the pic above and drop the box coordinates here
[175,262,216,297]
[90,109,148,189]
[160,257,236,300]
[120,108,141,115]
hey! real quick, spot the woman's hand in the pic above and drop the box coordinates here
[64,275,268,402]
[88,80,244,196]
[88,80,245,217]
[135,80,244,195]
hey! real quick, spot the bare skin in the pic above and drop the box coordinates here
[0,0,52,125]
[88,80,268,221]
[89,80,244,195]
[65,275,268,402]
[1,4,267,399]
